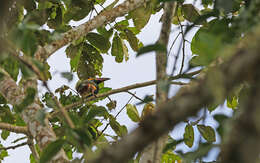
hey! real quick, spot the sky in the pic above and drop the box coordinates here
[1,0,234,162]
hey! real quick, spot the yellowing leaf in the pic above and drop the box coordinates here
[126,104,141,122]
[122,40,129,61]
[182,4,201,23]
[141,103,155,120]
[227,96,238,110]
[124,29,139,51]
[197,125,216,143]
[183,124,194,148]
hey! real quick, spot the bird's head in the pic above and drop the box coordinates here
[75,77,110,96]
[88,77,110,84]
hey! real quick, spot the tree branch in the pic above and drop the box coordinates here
[141,2,176,163]
[35,0,150,61]
[0,142,27,151]
[50,70,200,118]
[0,122,28,135]
[0,68,69,162]
[221,74,260,163]
[27,137,40,161]
[89,23,260,163]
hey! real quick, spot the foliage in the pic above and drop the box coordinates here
[0,0,259,162]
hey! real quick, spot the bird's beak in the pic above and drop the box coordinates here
[96,77,110,82]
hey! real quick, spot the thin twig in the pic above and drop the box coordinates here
[0,142,27,151]
[98,96,134,138]
[27,137,40,160]
[167,32,181,57]
[177,14,186,75]
[50,70,201,118]
[126,91,145,103]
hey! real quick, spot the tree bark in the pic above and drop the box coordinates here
[0,69,69,162]
[140,2,176,163]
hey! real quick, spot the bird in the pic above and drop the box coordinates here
[75,77,110,97]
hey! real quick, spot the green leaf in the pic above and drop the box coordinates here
[42,92,56,109]
[1,130,10,140]
[66,43,82,59]
[10,24,38,56]
[31,60,51,80]
[0,105,15,123]
[61,72,73,82]
[106,100,117,110]
[163,137,180,153]
[126,104,140,122]
[129,4,152,30]
[112,33,124,63]
[190,19,236,66]
[30,154,37,163]
[124,29,139,51]
[85,106,108,123]
[182,4,201,23]
[202,0,214,7]
[55,85,70,94]
[73,128,92,146]
[109,117,128,137]
[0,56,19,81]
[114,20,129,31]
[183,124,194,148]
[47,5,64,29]
[97,27,114,40]
[197,125,216,143]
[64,0,93,22]
[206,103,219,112]
[98,87,112,94]
[137,43,166,57]
[191,31,222,66]
[77,43,103,79]
[0,149,8,160]
[20,63,35,79]
[86,32,111,53]
[40,139,65,163]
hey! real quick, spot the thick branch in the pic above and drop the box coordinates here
[0,122,28,135]
[141,2,176,163]
[221,73,260,163]
[90,24,260,163]
[35,0,150,61]
[0,68,69,162]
